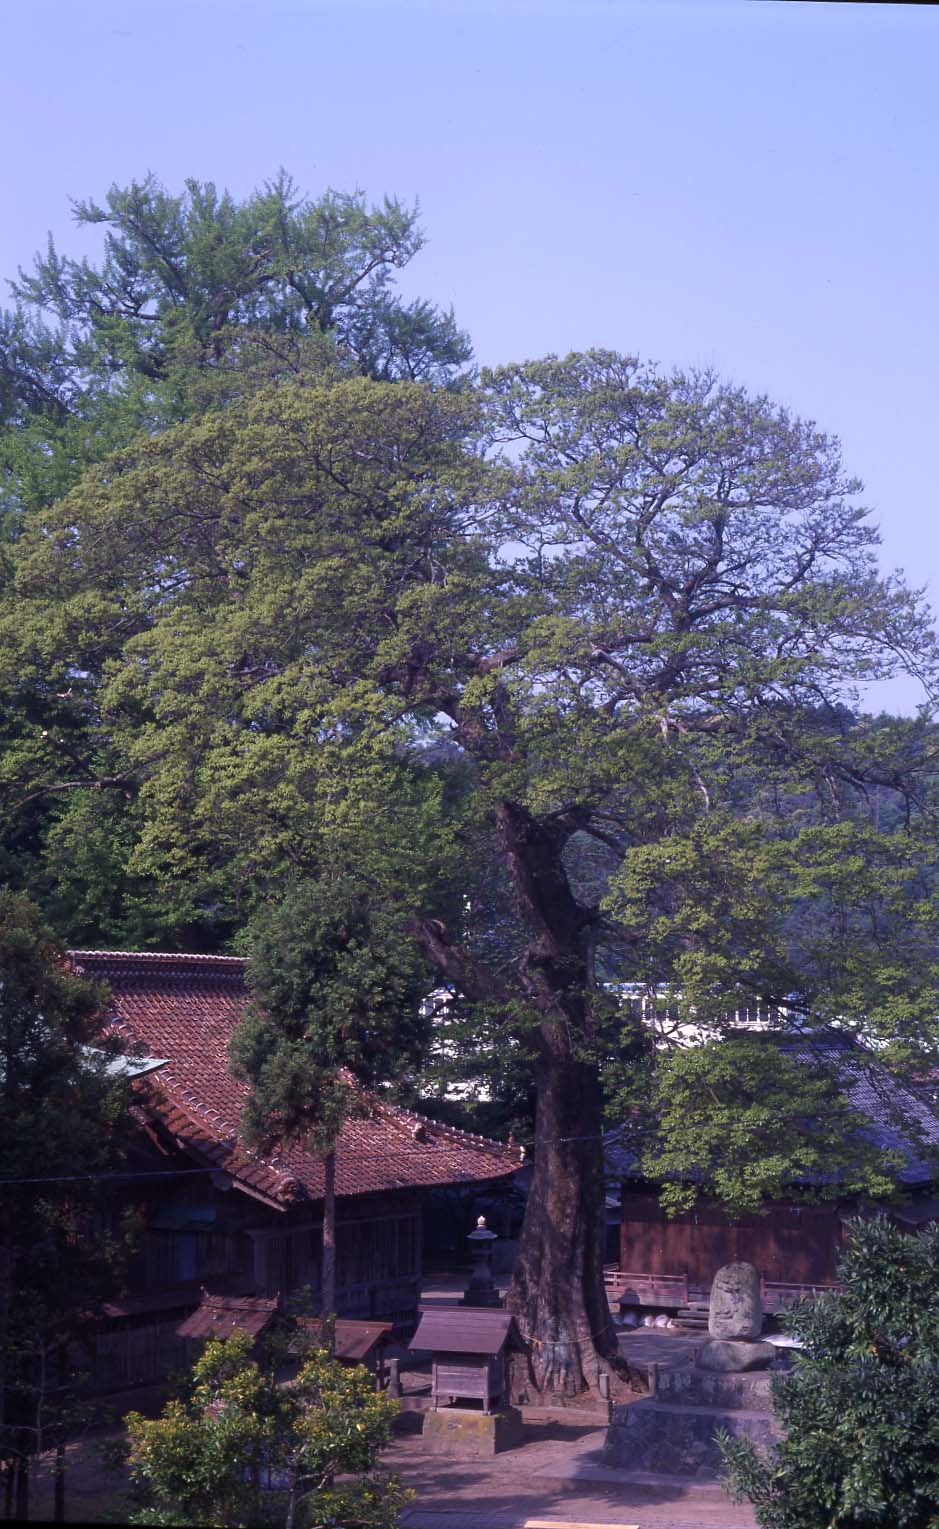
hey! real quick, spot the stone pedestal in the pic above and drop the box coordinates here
[696,1338,776,1372]
[421,1405,524,1457]
[603,1367,780,1478]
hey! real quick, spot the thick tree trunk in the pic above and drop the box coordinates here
[321,1150,336,1356]
[493,799,630,1405]
[506,1035,621,1402]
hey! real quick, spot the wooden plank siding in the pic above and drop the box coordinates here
[619,1191,847,1294]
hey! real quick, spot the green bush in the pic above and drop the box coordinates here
[125,1327,408,1528]
[720,1217,939,1528]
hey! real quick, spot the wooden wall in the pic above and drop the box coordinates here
[620,1190,845,1287]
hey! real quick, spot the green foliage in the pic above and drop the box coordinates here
[720,1217,939,1528]
[0,172,470,948]
[0,891,128,1469]
[2,170,470,460]
[621,1034,899,1218]
[126,1326,406,1529]
[4,336,939,1371]
[231,875,434,1152]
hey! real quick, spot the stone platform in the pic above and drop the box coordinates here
[420,1405,525,1457]
[603,1365,780,1479]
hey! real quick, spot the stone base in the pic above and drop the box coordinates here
[696,1339,776,1372]
[603,1368,780,1478]
[421,1405,525,1457]
[460,1290,503,1308]
[656,1367,775,1410]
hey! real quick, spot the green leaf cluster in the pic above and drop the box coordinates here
[720,1217,939,1527]
[126,1326,406,1529]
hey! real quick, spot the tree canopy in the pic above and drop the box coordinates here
[0,173,472,949]
[4,343,939,1396]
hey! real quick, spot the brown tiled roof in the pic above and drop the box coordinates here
[71,950,519,1209]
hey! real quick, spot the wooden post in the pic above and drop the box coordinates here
[322,1149,336,1357]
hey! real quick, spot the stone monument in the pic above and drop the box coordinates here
[695,1261,775,1372]
[603,1261,780,1477]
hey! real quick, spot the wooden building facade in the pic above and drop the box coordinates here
[71,950,518,1392]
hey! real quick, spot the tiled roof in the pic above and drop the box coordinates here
[72,950,520,1208]
[780,1031,939,1185]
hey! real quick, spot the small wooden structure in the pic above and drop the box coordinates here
[410,1308,519,1413]
[177,1290,281,1345]
[295,1317,393,1377]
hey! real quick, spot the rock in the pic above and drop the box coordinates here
[695,1339,776,1372]
[709,1261,762,1339]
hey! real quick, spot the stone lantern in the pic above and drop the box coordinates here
[461,1214,501,1308]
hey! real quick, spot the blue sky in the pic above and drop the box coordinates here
[2,0,935,711]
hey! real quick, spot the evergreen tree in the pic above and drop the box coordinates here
[230,876,434,1326]
[720,1217,939,1528]
[0,173,470,947]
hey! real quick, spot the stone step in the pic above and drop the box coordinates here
[604,1394,780,1478]
[655,1367,775,1411]
[672,1314,709,1332]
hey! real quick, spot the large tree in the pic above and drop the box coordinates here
[3,356,938,1400]
[0,172,471,947]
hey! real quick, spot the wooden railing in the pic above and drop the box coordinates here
[604,1269,689,1307]
[760,1278,840,1313]
[604,1267,840,1313]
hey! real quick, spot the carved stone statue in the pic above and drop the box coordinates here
[695,1261,774,1372]
[708,1261,762,1340]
